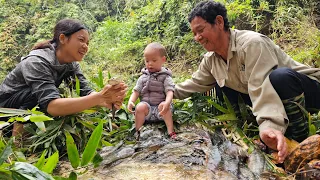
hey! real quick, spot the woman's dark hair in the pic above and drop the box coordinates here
[188,1,230,31]
[32,19,88,50]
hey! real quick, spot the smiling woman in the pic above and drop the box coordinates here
[0,19,127,136]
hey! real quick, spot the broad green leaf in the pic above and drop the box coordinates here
[0,140,5,150]
[0,171,11,180]
[214,113,238,121]
[34,122,46,132]
[24,115,31,121]
[81,123,103,166]
[92,153,103,168]
[14,151,26,162]
[0,108,29,115]
[63,124,76,135]
[223,93,236,115]
[65,131,80,168]
[238,95,249,120]
[68,172,77,180]
[78,120,96,130]
[0,121,10,129]
[81,109,97,114]
[117,112,127,120]
[0,138,13,165]
[42,151,59,174]
[309,124,317,136]
[10,162,54,180]
[75,76,80,96]
[30,115,53,122]
[99,69,104,88]
[8,117,27,123]
[207,99,228,113]
[107,71,111,80]
[101,140,113,146]
[30,109,44,115]
[52,176,68,180]
[35,150,47,169]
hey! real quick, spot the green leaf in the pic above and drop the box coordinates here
[68,172,77,180]
[0,171,11,180]
[207,99,228,113]
[81,109,97,114]
[35,150,47,169]
[52,176,68,180]
[0,138,13,165]
[10,162,54,180]
[8,117,27,123]
[309,124,317,136]
[14,151,26,162]
[117,112,127,120]
[34,122,46,132]
[0,108,29,115]
[101,140,113,146]
[30,115,53,122]
[42,151,59,174]
[65,131,80,168]
[75,76,80,96]
[81,123,103,166]
[92,153,103,168]
[78,120,96,130]
[0,121,10,129]
[214,113,238,121]
[223,93,236,115]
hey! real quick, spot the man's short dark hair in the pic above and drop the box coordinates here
[188,1,230,31]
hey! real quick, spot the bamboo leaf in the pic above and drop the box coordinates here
[92,153,103,168]
[223,93,236,115]
[30,115,53,122]
[65,131,80,168]
[0,138,13,165]
[10,162,54,180]
[42,151,59,174]
[68,172,77,180]
[309,124,317,136]
[214,113,238,121]
[238,95,249,120]
[81,109,97,114]
[75,76,80,96]
[207,99,228,113]
[8,117,27,123]
[34,122,46,132]
[0,108,29,115]
[35,150,47,169]
[99,69,104,88]
[81,123,103,166]
[14,151,26,162]
[101,140,113,146]
[0,121,10,129]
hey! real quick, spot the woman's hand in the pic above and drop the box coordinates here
[98,82,127,109]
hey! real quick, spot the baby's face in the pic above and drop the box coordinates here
[143,48,165,73]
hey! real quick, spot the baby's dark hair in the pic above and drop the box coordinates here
[145,42,166,57]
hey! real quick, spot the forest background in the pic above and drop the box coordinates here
[1,0,319,87]
[0,0,320,178]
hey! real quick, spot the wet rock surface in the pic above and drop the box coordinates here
[76,124,269,180]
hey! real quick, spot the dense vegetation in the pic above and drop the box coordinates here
[0,0,320,179]
[1,0,319,84]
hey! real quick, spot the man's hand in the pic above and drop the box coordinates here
[158,101,170,116]
[260,128,288,163]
